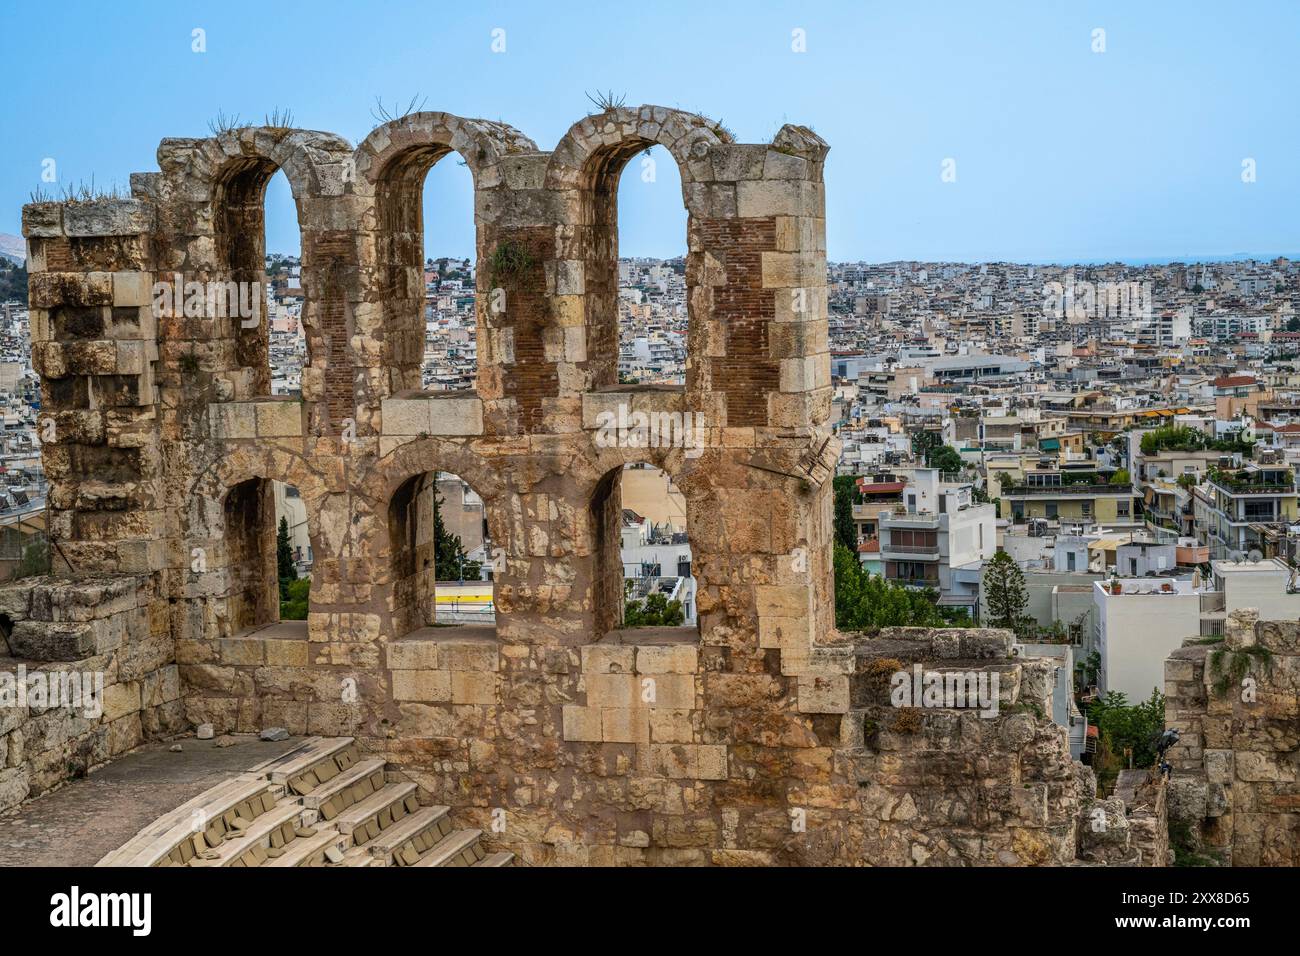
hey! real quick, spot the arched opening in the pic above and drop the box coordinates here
[212,159,299,400]
[387,470,493,638]
[590,463,697,638]
[581,139,691,393]
[223,477,311,635]
[263,170,306,397]
[615,145,687,386]
[375,145,477,397]
[420,157,477,390]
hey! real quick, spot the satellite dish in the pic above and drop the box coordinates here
[1228,549,1246,564]
[1248,549,1264,563]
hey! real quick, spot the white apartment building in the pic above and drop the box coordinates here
[620,515,697,626]
[1092,578,1199,701]
[1093,556,1300,701]
[878,468,996,615]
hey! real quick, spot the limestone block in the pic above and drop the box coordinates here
[586,673,640,708]
[265,640,308,667]
[440,642,499,672]
[601,707,649,744]
[63,199,153,237]
[648,708,694,744]
[21,203,62,238]
[255,400,304,437]
[736,180,815,218]
[428,396,484,436]
[644,674,695,709]
[392,670,452,702]
[381,398,432,436]
[450,671,496,705]
[101,680,142,722]
[388,641,439,670]
[635,644,698,675]
[112,271,154,308]
[582,644,635,675]
[562,705,602,743]
[797,674,849,714]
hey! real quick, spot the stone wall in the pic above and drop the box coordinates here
[1164,607,1300,865]
[15,108,1162,865]
[840,627,1166,866]
[0,575,183,813]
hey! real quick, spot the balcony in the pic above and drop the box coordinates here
[882,542,940,555]
[1208,473,1295,496]
[1005,483,1128,497]
[888,576,940,589]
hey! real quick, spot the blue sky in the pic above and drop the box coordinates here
[2,0,1296,263]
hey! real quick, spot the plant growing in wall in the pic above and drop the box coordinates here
[489,240,534,287]
[1208,643,1272,698]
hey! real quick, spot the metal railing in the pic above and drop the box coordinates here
[1209,477,1296,495]
[1004,483,1127,496]
[881,543,940,555]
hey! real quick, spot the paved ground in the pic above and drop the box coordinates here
[0,735,303,867]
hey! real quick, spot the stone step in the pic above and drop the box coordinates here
[194,799,307,868]
[263,826,348,868]
[105,776,283,868]
[474,851,515,867]
[374,806,455,865]
[412,829,486,868]
[165,786,296,868]
[331,782,419,845]
[255,736,360,793]
[300,758,387,810]
[364,805,449,855]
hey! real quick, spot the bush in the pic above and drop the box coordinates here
[624,590,685,627]
[280,577,310,620]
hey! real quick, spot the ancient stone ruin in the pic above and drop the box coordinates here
[4,107,1170,865]
[1165,608,1300,866]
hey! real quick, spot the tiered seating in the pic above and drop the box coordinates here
[97,737,514,868]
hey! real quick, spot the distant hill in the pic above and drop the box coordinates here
[0,233,24,265]
[0,256,26,304]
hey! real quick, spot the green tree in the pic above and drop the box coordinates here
[280,577,310,620]
[1110,467,1130,486]
[1087,689,1166,790]
[833,543,947,630]
[928,444,964,475]
[832,475,859,552]
[982,550,1028,628]
[433,493,481,580]
[910,429,941,460]
[623,586,685,627]
[276,516,296,598]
